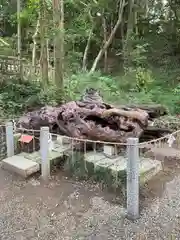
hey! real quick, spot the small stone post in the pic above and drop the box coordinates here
[40,126,50,181]
[6,122,14,157]
[127,138,139,220]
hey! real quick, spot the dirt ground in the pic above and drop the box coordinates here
[1,163,180,240]
[0,167,127,240]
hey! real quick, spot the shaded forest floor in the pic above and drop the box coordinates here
[1,163,180,240]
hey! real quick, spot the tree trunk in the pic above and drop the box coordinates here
[123,0,134,70]
[0,38,9,46]
[39,0,49,87]
[102,16,108,73]
[17,0,23,81]
[134,10,138,35]
[120,18,124,53]
[53,0,64,91]
[145,0,149,18]
[32,16,40,72]
[46,39,50,68]
[82,27,93,71]
[89,0,126,74]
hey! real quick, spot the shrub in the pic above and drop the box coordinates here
[1,66,180,120]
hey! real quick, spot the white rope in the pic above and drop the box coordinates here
[14,127,180,147]
[139,129,180,146]
[16,127,41,133]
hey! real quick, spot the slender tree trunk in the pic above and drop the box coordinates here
[17,0,23,81]
[46,39,49,67]
[82,11,93,71]
[52,0,64,90]
[145,0,149,18]
[89,0,126,74]
[134,11,138,35]
[32,16,40,72]
[123,0,134,70]
[102,16,108,72]
[121,19,124,50]
[82,27,93,71]
[39,0,49,87]
[0,38,9,46]
[110,16,113,32]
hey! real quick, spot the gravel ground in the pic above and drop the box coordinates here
[0,167,180,240]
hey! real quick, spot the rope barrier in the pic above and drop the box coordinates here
[138,129,180,146]
[14,127,180,147]
[16,127,41,133]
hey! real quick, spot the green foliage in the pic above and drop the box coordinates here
[131,43,149,67]
[0,80,63,118]
[154,115,180,131]
[1,0,180,119]
[64,69,180,115]
[64,72,120,102]
[0,80,40,117]
[174,84,180,94]
[0,64,179,120]
[135,67,154,92]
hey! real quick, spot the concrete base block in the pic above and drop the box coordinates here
[2,155,40,178]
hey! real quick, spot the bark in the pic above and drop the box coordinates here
[39,0,49,86]
[89,0,127,73]
[140,127,172,142]
[145,0,149,18]
[123,0,134,70]
[102,16,108,72]
[122,104,168,119]
[17,0,23,81]
[0,38,9,46]
[82,11,93,71]
[134,10,138,35]
[102,108,149,126]
[53,0,64,90]
[82,28,93,71]
[46,39,50,72]
[16,93,168,146]
[32,16,40,71]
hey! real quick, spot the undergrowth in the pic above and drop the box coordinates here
[65,68,180,114]
[0,66,180,119]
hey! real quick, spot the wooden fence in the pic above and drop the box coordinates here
[0,55,54,80]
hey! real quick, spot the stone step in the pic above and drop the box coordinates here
[86,152,162,184]
[145,147,180,161]
[1,155,40,178]
[1,143,69,178]
[68,152,162,188]
[18,142,70,164]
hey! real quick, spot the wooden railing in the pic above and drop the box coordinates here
[0,55,54,80]
[0,55,23,75]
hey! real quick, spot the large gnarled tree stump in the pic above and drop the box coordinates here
[16,88,170,144]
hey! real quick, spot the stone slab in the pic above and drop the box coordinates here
[18,150,64,165]
[146,147,180,161]
[138,158,162,183]
[55,136,71,145]
[103,145,117,156]
[1,143,70,177]
[2,155,40,178]
[84,152,162,184]
[16,142,70,166]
